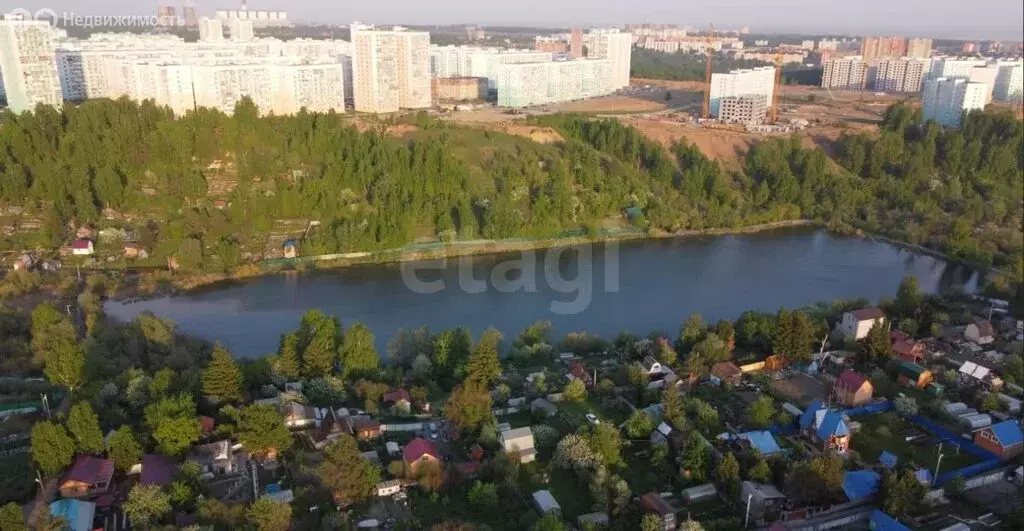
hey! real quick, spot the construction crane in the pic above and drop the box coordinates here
[701,24,716,120]
[770,53,784,123]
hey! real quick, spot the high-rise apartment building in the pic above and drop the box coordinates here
[351,24,430,113]
[906,38,932,58]
[534,37,569,54]
[993,60,1023,102]
[968,65,999,103]
[198,18,224,42]
[822,58,868,90]
[0,19,63,113]
[228,19,254,42]
[709,66,775,117]
[860,36,907,63]
[585,29,632,90]
[570,28,583,59]
[496,59,613,108]
[0,65,6,103]
[922,77,987,127]
[873,59,927,93]
[929,58,988,81]
[718,95,767,124]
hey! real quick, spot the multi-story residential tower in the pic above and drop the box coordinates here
[993,60,1023,102]
[709,66,775,117]
[0,18,63,112]
[585,29,632,90]
[873,59,927,93]
[198,18,224,42]
[922,77,987,127]
[906,38,933,59]
[228,19,254,42]
[822,57,868,90]
[860,36,907,63]
[351,24,430,113]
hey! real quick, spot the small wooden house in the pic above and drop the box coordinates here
[897,361,933,390]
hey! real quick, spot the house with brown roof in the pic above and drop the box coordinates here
[353,418,382,441]
[838,308,886,340]
[965,319,995,345]
[383,389,412,414]
[639,492,677,530]
[892,339,926,364]
[139,454,177,487]
[59,456,114,499]
[710,361,742,387]
[403,437,441,475]
[834,370,873,407]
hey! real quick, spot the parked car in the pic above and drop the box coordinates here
[586,413,600,425]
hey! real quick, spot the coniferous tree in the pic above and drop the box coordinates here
[274,333,300,381]
[298,310,338,378]
[339,323,378,379]
[466,328,502,387]
[202,344,244,403]
[67,402,105,454]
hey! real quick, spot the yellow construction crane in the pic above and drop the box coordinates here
[770,53,784,123]
[701,24,716,120]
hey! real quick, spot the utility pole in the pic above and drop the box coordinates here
[744,492,753,528]
[701,24,716,120]
[933,442,945,487]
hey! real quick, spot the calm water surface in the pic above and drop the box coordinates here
[105,229,979,357]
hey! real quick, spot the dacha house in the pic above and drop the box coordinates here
[833,369,873,407]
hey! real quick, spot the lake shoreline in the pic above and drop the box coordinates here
[123,219,822,300]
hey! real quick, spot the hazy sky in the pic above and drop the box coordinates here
[3,0,1022,40]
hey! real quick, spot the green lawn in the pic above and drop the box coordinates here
[546,468,594,520]
[850,413,980,472]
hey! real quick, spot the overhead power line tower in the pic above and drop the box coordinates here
[701,24,716,119]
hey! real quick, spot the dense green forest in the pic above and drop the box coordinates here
[630,48,772,81]
[0,99,1021,294]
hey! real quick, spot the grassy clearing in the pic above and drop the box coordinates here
[850,413,980,472]
[546,467,594,520]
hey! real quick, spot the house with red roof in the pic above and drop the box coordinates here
[139,454,177,487]
[70,239,95,256]
[59,456,114,499]
[834,370,873,407]
[838,308,886,340]
[568,360,593,388]
[403,437,440,475]
[383,389,411,413]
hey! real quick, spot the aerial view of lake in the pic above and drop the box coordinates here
[104,228,979,357]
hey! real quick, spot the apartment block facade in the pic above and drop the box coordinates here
[0,19,63,113]
[585,29,632,90]
[709,66,775,117]
[822,58,868,90]
[906,38,933,59]
[873,59,927,93]
[351,25,430,113]
[922,77,987,127]
[860,36,907,63]
[993,61,1023,102]
[718,95,767,124]
[496,59,613,108]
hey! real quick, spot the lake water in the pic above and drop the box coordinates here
[104,229,979,357]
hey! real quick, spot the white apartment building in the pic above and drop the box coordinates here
[228,19,254,42]
[968,65,999,103]
[922,77,987,127]
[198,18,224,43]
[709,66,775,117]
[873,59,927,93]
[0,19,63,112]
[0,65,6,103]
[351,24,430,113]
[585,29,632,90]
[822,57,867,90]
[817,39,839,51]
[993,60,1023,102]
[929,58,987,80]
[496,59,613,108]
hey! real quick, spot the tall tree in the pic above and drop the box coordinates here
[236,404,293,460]
[880,468,927,517]
[339,323,378,379]
[444,383,494,434]
[746,396,776,429]
[316,434,379,506]
[679,313,706,350]
[662,384,686,429]
[298,310,339,378]
[67,402,105,454]
[144,394,200,456]
[106,426,143,473]
[43,335,85,392]
[681,431,707,482]
[123,484,171,529]
[246,497,292,531]
[202,344,244,403]
[584,424,624,468]
[716,452,741,498]
[274,333,300,381]
[466,328,502,387]
[0,502,26,531]
[862,321,892,364]
[31,421,75,476]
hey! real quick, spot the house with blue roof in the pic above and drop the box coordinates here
[738,431,783,455]
[974,420,1024,460]
[50,499,96,531]
[799,399,851,454]
[868,509,911,531]
[842,470,880,502]
[879,450,898,469]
